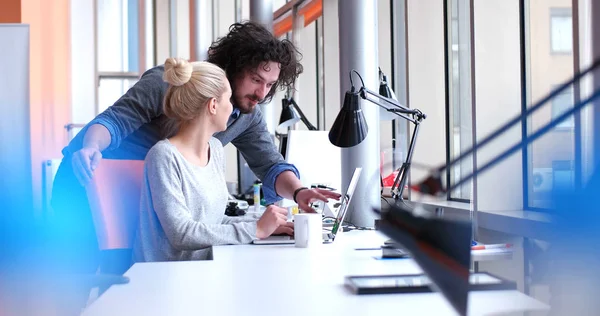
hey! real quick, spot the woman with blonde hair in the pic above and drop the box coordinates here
[133,58,292,262]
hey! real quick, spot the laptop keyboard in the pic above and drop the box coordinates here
[268,235,294,241]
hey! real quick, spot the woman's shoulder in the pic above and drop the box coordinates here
[209,137,224,151]
[146,139,177,163]
[209,137,225,163]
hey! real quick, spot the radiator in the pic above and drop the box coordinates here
[42,158,63,217]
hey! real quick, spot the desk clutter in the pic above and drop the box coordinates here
[381,244,410,259]
[471,241,513,251]
[345,272,517,295]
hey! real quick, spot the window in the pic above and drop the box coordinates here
[551,86,574,128]
[96,0,143,113]
[550,8,572,54]
[526,1,576,209]
[446,0,473,201]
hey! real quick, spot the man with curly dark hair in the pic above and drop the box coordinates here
[50,21,339,277]
[208,22,303,112]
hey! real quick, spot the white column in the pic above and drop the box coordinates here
[144,0,155,68]
[250,0,275,134]
[338,0,380,227]
[169,0,178,57]
[192,0,214,61]
[249,0,273,30]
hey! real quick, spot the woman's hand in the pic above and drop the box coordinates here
[256,205,288,239]
[272,221,294,236]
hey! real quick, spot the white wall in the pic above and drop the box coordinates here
[473,0,523,212]
[407,0,447,183]
[242,0,250,21]
[70,0,96,125]
[295,21,318,128]
[155,0,171,64]
[216,0,236,38]
[175,0,190,59]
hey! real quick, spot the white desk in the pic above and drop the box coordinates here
[83,231,548,316]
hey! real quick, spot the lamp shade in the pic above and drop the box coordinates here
[278,98,301,130]
[328,91,368,148]
[379,78,399,121]
[379,82,394,99]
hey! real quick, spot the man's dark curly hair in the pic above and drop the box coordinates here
[207,21,303,104]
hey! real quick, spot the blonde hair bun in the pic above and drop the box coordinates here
[163,59,228,123]
[163,57,193,86]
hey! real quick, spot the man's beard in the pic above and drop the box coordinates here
[232,94,261,114]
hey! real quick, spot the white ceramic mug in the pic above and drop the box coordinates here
[294,213,323,248]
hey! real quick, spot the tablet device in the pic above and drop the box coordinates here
[345,272,516,295]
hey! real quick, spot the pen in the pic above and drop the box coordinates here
[471,243,512,250]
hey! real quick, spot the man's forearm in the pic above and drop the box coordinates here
[274,170,303,200]
[83,124,112,152]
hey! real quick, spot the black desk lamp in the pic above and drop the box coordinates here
[329,69,470,315]
[278,97,318,131]
[329,70,426,201]
[277,97,317,158]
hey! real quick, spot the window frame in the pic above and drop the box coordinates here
[444,0,474,203]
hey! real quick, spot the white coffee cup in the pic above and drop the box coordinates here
[294,213,323,248]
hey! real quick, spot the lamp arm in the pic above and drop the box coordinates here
[359,89,419,124]
[289,98,318,131]
[361,87,425,120]
[384,107,418,124]
[353,84,426,201]
[390,121,421,200]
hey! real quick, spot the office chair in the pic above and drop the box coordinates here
[85,159,144,285]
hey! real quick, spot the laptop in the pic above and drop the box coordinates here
[252,168,362,245]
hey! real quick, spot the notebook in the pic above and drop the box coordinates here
[252,168,362,245]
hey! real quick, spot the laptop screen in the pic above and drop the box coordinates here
[330,168,362,237]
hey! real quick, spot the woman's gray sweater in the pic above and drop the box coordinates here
[133,138,258,262]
